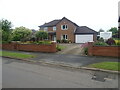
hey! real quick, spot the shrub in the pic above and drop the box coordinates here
[33,41,51,45]
[56,45,61,51]
[94,41,108,46]
[84,47,88,55]
[98,37,104,42]
[106,38,115,45]
[57,40,61,43]
[68,39,72,43]
[61,39,68,43]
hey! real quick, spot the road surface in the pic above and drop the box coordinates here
[2,57,119,88]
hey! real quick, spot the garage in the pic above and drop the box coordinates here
[75,26,97,43]
[75,34,93,43]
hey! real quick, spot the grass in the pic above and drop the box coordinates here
[88,62,120,71]
[58,45,66,50]
[0,51,35,59]
[56,45,66,51]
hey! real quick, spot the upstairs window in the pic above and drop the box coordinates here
[61,25,68,30]
[44,27,48,31]
[53,26,56,31]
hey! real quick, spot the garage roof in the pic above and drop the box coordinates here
[75,26,97,34]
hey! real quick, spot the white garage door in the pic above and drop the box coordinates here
[75,34,93,43]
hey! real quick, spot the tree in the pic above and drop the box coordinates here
[35,31,48,41]
[98,29,104,32]
[98,29,105,35]
[12,26,32,42]
[108,27,118,35]
[0,19,12,42]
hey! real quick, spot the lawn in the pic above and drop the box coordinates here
[88,62,120,71]
[0,51,35,59]
[56,45,66,51]
[58,45,66,50]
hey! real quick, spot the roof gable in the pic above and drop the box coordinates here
[39,17,79,27]
[75,26,97,34]
[57,17,79,27]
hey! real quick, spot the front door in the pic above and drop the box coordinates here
[53,35,56,41]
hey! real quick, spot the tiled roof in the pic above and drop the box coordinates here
[39,20,60,27]
[75,26,97,34]
[39,17,79,27]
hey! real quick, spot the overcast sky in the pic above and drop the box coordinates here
[0,0,119,31]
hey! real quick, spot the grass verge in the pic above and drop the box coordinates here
[56,45,66,51]
[87,62,120,71]
[0,51,35,59]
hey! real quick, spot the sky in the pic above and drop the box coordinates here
[0,0,119,31]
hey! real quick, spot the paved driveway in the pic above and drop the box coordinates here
[56,44,84,55]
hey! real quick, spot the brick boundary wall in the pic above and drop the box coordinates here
[1,42,57,53]
[88,42,120,57]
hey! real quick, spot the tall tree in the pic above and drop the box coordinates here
[35,31,48,41]
[108,27,118,35]
[98,28,104,32]
[0,19,12,42]
[12,26,32,42]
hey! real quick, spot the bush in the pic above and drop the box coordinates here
[61,39,68,43]
[33,41,51,45]
[115,41,120,45]
[98,37,104,42]
[56,45,61,51]
[106,38,115,45]
[84,47,88,55]
[57,40,61,43]
[94,41,108,46]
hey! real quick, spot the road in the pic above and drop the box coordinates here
[2,57,119,88]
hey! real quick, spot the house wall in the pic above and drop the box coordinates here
[40,27,55,32]
[56,19,76,43]
[93,34,97,42]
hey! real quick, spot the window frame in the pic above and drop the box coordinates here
[53,26,56,31]
[61,34,68,40]
[61,24,68,30]
[44,27,48,31]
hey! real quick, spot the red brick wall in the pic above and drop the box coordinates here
[1,43,57,53]
[88,42,120,57]
[2,43,17,50]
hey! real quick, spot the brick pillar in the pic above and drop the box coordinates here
[51,42,57,53]
[88,42,93,56]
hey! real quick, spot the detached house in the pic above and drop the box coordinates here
[39,17,97,43]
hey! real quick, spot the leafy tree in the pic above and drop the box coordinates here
[0,19,12,42]
[35,31,48,41]
[98,29,104,32]
[108,27,118,35]
[98,29,104,35]
[12,26,32,42]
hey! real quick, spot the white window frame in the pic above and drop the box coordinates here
[61,25,68,30]
[53,26,56,31]
[44,27,48,31]
[61,34,68,40]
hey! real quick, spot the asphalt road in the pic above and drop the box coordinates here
[2,57,119,88]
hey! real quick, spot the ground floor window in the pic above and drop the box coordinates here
[61,34,68,40]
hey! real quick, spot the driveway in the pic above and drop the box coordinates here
[56,44,84,55]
